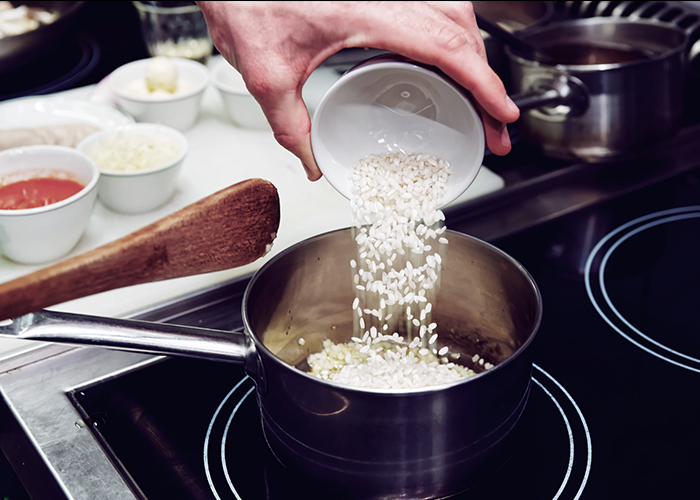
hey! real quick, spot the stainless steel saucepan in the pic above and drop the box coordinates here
[506,18,689,162]
[0,228,542,500]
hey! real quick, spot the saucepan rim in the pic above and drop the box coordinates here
[505,17,689,72]
[242,227,543,396]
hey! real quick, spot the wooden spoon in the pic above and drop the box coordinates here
[0,178,280,322]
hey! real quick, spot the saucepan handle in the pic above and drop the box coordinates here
[510,74,590,117]
[638,6,700,66]
[0,310,249,364]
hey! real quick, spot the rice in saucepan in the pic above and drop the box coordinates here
[307,152,493,389]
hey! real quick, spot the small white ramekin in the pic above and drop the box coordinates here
[109,57,209,131]
[77,123,187,214]
[0,145,100,264]
[210,58,269,130]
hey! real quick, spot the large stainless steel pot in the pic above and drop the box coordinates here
[506,18,688,162]
[1,228,542,499]
[0,2,85,74]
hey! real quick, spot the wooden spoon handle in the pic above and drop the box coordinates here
[0,178,280,321]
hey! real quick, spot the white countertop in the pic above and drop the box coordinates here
[0,57,504,355]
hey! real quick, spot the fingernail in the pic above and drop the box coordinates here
[501,126,511,148]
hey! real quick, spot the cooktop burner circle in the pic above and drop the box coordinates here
[585,206,700,372]
[203,365,591,500]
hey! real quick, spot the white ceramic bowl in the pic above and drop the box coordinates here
[210,59,269,129]
[108,57,209,131]
[0,146,99,264]
[310,55,485,207]
[76,123,187,214]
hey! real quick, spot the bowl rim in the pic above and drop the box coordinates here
[76,123,188,178]
[0,145,100,216]
[108,56,210,102]
[210,58,250,96]
[310,55,485,206]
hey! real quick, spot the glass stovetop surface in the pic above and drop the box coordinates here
[70,169,700,499]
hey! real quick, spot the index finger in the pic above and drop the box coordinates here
[346,2,519,125]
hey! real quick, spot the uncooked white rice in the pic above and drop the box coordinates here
[308,339,475,389]
[306,151,493,389]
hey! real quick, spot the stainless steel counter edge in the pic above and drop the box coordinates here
[0,345,158,500]
[0,275,253,499]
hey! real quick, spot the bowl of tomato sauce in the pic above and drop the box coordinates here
[0,145,99,264]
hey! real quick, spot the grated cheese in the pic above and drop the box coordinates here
[90,133,182,172]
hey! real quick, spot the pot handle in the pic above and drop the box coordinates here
[0,309,249,364]
[510,74,590,117]
[626,6,700,65]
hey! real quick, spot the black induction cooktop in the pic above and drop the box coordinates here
[3,2,700,497]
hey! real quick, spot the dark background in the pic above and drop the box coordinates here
[0,1,222,101]
[70,1,151,85]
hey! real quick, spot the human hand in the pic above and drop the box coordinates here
[197,1,520,181]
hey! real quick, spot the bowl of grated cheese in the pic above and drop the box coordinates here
[76,123,187,214]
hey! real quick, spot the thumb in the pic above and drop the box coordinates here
[257,89,322,181]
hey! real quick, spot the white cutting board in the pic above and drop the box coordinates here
[0,58,504,355]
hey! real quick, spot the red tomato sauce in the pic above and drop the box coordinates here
[0,177,85,210]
